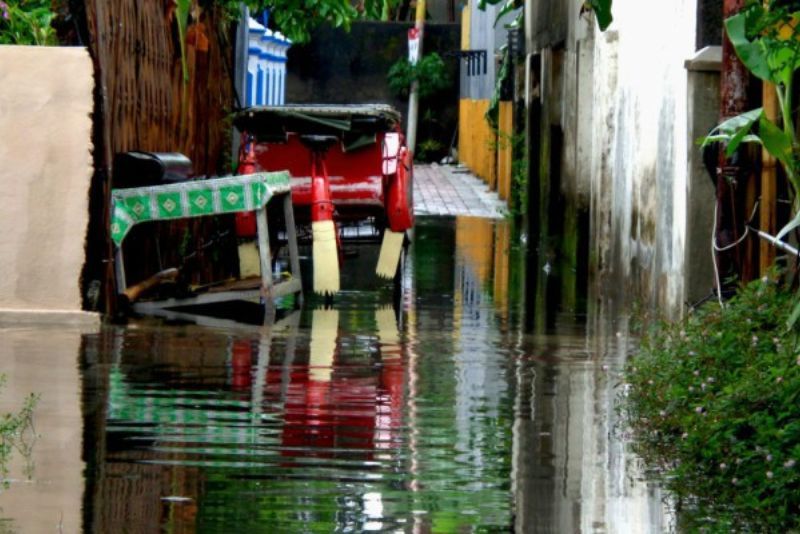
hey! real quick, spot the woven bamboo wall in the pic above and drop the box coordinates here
[82,0,238,290]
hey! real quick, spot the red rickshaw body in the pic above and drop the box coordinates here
[255,131,387,213]
[233,104,414,233]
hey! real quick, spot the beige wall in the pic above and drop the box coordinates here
[0,46,94,316]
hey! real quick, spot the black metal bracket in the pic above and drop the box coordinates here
[444,49,488,76]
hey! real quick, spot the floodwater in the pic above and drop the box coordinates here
[0,217,672,533]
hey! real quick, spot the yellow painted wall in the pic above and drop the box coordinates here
[458,99,496,187]
[497,101,514,201]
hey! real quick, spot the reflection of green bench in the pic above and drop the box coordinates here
[110,171,302,321]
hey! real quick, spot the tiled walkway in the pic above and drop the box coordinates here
[413,164,507,218]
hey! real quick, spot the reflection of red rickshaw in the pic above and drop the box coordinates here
[230,308,405,461]
[233,104,414,296]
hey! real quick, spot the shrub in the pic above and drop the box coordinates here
[623,275,800,531]
[387,53,450,99]
[0,0,56,45]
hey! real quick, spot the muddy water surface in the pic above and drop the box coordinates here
[0,217,671,532]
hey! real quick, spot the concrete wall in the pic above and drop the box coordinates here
[286,21,460,139]
[0,46,97,324]
[526,0,705,315]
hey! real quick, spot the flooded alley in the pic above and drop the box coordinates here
[0,216,671,533]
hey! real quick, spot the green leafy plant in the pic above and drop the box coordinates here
[477,0,522,27]
[581,0,613,31]
[415,138,444,163]
[700,1,800,324]
[510,135,527,216]
[387,53,450,99]
[356,0,397,21]
[623,274,800,531]
[0,0,56,45]
[175,0,191,83]
[215,0,357,43]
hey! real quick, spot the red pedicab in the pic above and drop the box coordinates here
[232,104,414,296]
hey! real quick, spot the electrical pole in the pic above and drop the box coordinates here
[406,0,426,155]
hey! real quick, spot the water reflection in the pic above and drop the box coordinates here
[0,216,672,532]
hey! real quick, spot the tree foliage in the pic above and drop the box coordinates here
[214,0,390,43]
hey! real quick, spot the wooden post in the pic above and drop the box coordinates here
[760,81,778,275]
[256,206,275,321]
[115,246,127,294]
[282,192,303,308]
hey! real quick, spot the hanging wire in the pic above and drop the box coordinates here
[711,200,760,308]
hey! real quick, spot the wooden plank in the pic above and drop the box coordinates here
[133,289,262,311]
[273,278,303,299]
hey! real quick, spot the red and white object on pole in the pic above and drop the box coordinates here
[408,27,420,65]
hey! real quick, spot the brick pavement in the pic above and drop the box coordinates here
[413,163,507,218]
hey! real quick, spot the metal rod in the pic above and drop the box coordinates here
[749,226,800,257]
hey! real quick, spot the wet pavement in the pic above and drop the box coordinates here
[413,164,507,218]
[0,217,672,533]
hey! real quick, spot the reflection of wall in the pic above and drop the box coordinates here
[513,321,672,533]
[0,47,94,319]
[454,216,511,324]
[0,327,89,532]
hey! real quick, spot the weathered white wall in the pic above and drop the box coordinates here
[0,46,96,322]
[590,0,696,314]
[530,0,698,314]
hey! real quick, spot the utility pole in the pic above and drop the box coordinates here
[406,0,426,155]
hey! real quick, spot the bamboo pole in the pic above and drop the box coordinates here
[760,82,779,275]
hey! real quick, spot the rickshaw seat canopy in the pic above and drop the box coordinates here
[233,104,402,151]
[109,171,291,246]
